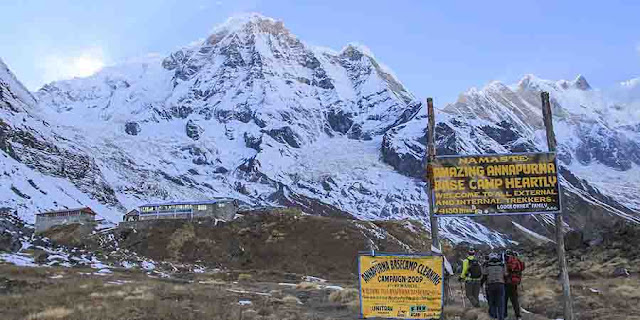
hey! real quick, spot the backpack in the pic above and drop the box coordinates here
[507,256,525,284]
[467,258,482,279]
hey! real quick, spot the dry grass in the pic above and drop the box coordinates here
[237,273,253,282]
[442,305,495,320]
[520,279,562,318]
[0,264,338,320]
[442,305,465,318]
[0,264,50,277]
[517,276,640,320]
[26,307,73,320]
[281,295,302,305]
[296,281,319,290]
[612,283,640,299]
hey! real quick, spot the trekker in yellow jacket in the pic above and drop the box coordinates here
[459,248,483,307]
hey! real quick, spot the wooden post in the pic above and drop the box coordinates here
[541,91,574,320]
[426,97,440,251]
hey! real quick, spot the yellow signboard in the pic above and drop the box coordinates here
[429,152,561,216]
[358,254,443,319]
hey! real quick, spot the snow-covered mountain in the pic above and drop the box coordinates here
[1,13,639,243]
[0,58,121,222]
[384,74,640,236]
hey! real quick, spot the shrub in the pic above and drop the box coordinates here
[328,288,358,304]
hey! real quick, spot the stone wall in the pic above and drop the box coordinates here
[193,201,238,220]
[35,214,95,233]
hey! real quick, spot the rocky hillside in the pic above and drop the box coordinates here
[1,13,639,244]
[1,59,122,222]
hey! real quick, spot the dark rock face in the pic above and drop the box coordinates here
[479,121,536,153]
[388,102,422,129]
[0,210,28,253]
[170,105,194,119]
[214,166,228,174]
[381,132,424,179]
[312,68,334,89]
[215,104,253,123]
[181,146,211,165]
[186,120,204,140]
[326,110,353,134]
[340,45,364,61]
[435,123,459,156]
[575,125,640,170]
[480,122,517,144]
[346,123,372,140]
[263,126,300,148]
[300,52,321,69]
[243,132,262,152]
[221,39,246,68]
[162,50,200,80]
[124,121,140,135]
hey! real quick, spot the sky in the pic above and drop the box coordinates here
[1,0,639,104]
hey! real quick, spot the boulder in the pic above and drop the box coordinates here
[564,230,584,250]
[33,249,49,264]
[613,267,630,278]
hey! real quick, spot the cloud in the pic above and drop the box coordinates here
[38,47,106,84]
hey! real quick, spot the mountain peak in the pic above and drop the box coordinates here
[206,13,288,44]
[516,74,591,92]
[516,74,542,91]
[573,74,591,90]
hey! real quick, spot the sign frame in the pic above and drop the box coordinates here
[429,151,563,218]
[357,251,445,320]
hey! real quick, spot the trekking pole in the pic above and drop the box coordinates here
[460,281,466,308]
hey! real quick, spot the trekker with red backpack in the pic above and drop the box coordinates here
[504,250,525,320]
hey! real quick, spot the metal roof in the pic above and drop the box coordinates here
[37,207,96,216]
[139,199,236,208]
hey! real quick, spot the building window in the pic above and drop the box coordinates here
[197,205,207,211]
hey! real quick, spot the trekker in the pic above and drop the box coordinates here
[459,248,483,307]
[504,250,525,320]
[482,252,507,320]
[482,253,490,303]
